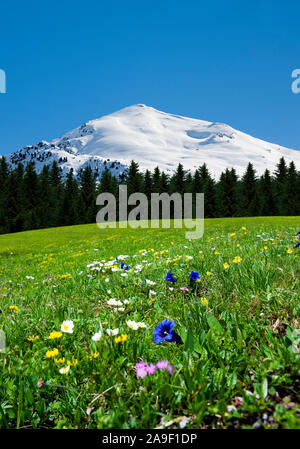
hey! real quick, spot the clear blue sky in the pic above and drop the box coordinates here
[0,0,299,155]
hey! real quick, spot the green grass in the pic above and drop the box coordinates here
[0,216,299,429]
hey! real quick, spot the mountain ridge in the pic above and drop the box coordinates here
[5,104,300,179]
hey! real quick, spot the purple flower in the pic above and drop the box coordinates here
[136,366,148,378]
[135,360,148,378]
[153,319,182,344]
[146,364,157,374]
[165,272,177,283]
[180,286,190,292]
[156,360,169,370]
[135,359,175,378]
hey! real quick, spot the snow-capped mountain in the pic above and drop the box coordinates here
[6,104,300,179]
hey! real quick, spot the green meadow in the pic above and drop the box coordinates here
[0,216,299,429]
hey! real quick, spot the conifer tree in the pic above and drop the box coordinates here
[217,168,239,217]
[240,163,259,216]
[126,160,142,196]
[49,161,63,227]
[23,163,39,230]
[286,161,300,215]
[170,163,186,194]
[204,176,217,218]
[62,169,79,225]
[143,169,153,200]
[258,169,275,216]
[274,157,288,215]
[159,171,169,193]
[152,167,161,193]
[79,166,97,224]
[37,165,52,228]
[0,157,9,233]
[13,163,25,231]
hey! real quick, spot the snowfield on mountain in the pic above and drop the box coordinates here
[6,104,300,179]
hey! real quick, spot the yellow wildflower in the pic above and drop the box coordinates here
[46,348,59,358]
[9,305,19,312]
[27,335,39,342]
[48,331,63,340]
[200,297,208,306]
[55,357,66,364]
[115,334,128,344]
[86,350,99,360]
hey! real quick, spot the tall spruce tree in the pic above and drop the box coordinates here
[239,163,259,216]
[274,157,288,215]
[0,157,9,233]
[143,169,153,200]
[258,169,275,216]
[62,170,79,225]
[23,163,39,230]
[127,160,142,196]
[217,168,239,217]
[286,161,300,215]
[38,165,52,228]
[159,171,170,193]
[204,176,217,218]
[170,163,186,194]
[13,163,25,231]
[79,166,97,224]
[49,161,63,227]
[152,167,161,193]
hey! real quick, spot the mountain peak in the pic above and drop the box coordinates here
[7,105,300,180]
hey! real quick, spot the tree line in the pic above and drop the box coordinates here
[0,156,299,234]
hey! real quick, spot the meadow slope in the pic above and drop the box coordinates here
[0,217,299,429]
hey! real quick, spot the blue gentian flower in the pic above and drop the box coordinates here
[153,319,182,344]
[120,262,130,270]
[189,271,199,281]
[165,272,177,283]
[295,241,300,248]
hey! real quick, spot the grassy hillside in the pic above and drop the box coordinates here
[0,217,299,428]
